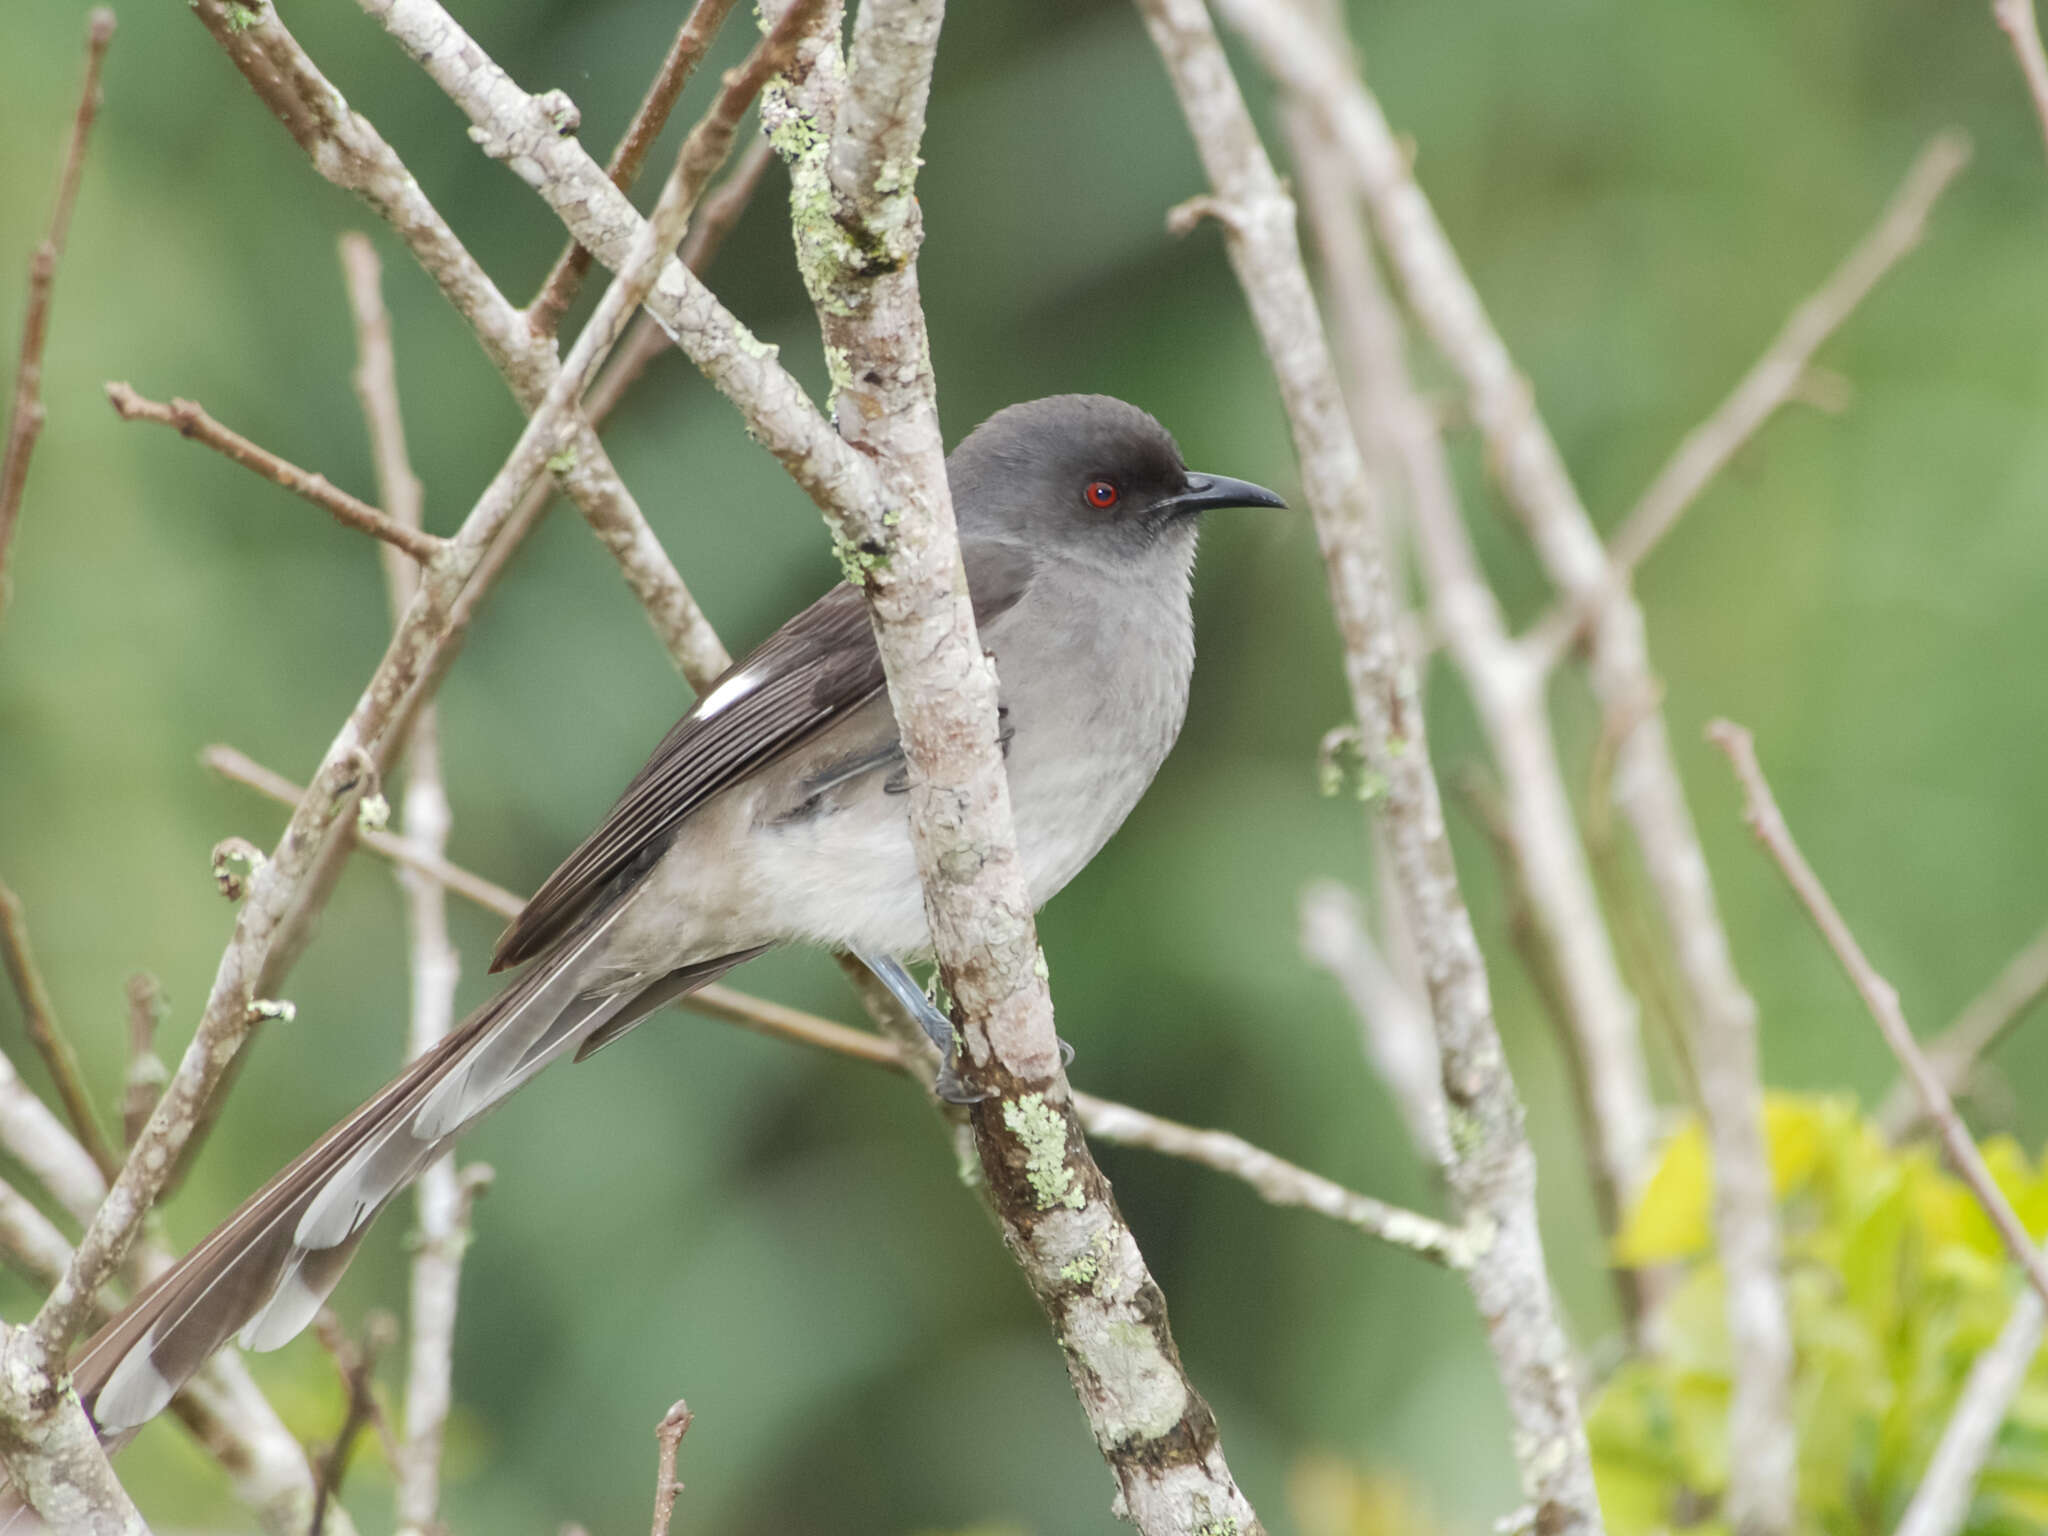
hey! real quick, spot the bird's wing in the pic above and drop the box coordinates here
[492,539,1039,970]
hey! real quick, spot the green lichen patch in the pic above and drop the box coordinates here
[831,530,891,586]
[1003,1093,1083,1210]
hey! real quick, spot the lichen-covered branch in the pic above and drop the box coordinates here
[0,9,115,619]
[761,6,1266,1528]
[1137,2,1600,1527]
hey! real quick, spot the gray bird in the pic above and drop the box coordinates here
[68,394,1285,1445]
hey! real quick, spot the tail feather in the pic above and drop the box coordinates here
[67,922,766,1446]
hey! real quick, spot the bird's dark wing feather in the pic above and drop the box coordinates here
[491,540,1038,971]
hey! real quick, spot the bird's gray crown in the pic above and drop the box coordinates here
[946,394,1196,559]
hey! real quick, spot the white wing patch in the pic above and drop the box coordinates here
[694,666,762,721]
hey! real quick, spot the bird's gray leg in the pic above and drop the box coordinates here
[853,952,1072,1103]
[854,952,990,1104]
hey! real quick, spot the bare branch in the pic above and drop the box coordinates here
[1138,3,1601,1527]
[1995,0,2048,165]
[308,1312,396,1536]
[1225,6,1797,1523]
[1072,1097,1473,1267]
[104,383,445,565]
[1879,919,2048,1138]
[648,1400,694,1536]
[1283,94,1655,1251]
[0,9,116,617]
[754,5,1270,1525]
[0,879,121,1183]
[527,0,742,337]
[1528,134,1970,666]
[1708,719,2048,1310]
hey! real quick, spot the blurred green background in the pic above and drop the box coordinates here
[2,1,2045,1531]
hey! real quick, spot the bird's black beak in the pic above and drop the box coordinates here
[1161,471,1288,517]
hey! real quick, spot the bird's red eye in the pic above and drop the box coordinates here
[1084,479,1119,509]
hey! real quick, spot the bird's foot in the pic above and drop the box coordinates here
[855,951,994,1104]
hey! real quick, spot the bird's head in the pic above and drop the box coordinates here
[946,394,1285,568]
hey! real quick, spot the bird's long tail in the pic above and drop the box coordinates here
[31,919,755,1469]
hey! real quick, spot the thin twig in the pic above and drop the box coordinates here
[1995,0,2048,165]
[104,382,444,564]
[1527,134,1971,667]
[1139,1,1599,1527]
[205,744,525,917]
[1878,919,2048,1138]
[1708,719,2048,1310]
[309,1311,397,1536]
[0,8,116,617]
[0,879,121,1183]
[208,746,1464,1264]
[526,0,742,336]
[1892,1263,2047,1536]
[648,1400,694,1536]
